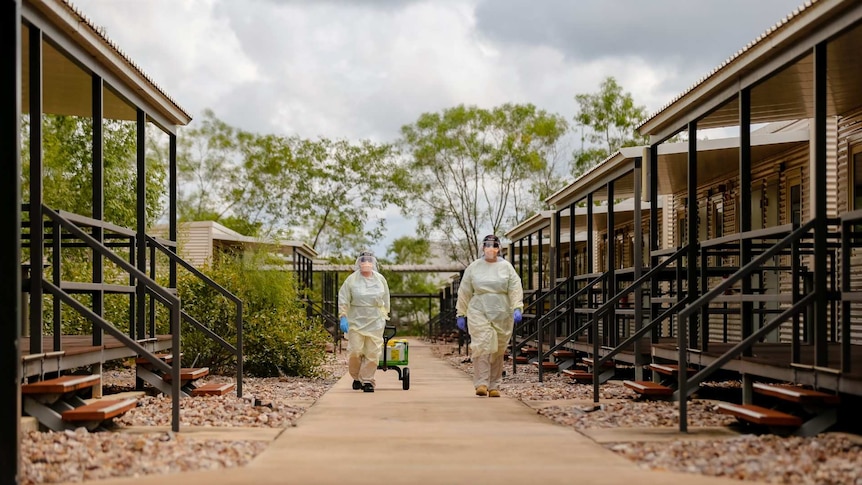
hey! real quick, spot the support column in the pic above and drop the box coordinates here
[739,88,753,357]
[813,43,828,366]
[2,2,23,482]
[633,156,645,380]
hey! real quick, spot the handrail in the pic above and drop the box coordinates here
[678,220,815,321]
[511,273,606,374]
[677,293,815,401]
[522,272,576,315]
[584,245,690,381]
[591,245,688,323]
[41,206,182,432]
[509,273,576,345]
[532,246,688,382]
[43,280,172,376]
[305,298,340,340]
[676,218,821,433]
[147,235,244,397]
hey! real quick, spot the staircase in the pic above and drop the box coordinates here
[134,353,231,397]
[21,206,243,432]
[623,363,695,399]
[716,383,839,436]
[22,375,138,431]
[562,356,616,384]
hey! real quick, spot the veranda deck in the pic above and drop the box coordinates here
[652,341,862,395]
[19,334,173,378]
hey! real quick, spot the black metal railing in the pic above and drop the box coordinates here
[512,273,607,374]
[674,218,840,432]
[41,207,183,431]
[147,235,244,397]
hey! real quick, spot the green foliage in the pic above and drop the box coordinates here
[572,76,647,178]
[400,103,568,264]
[22,114,167,228]
[380,235,445,335]
[177,252,331,377]
[20,114,168,336]
[176,110,409,255]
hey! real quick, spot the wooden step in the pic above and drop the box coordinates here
[514,356,530,364]
[716,402,803,427]
[161,367,209,382]
[191,382,236,397]
[562,369,593,382]
[520,346,539,355]
[552,350,578,359]
[649,363,695,376]
[532,361,559,371]
[22,374,100,395]
[135,353,179,366]
[582,357,614,369]
[753,383,840,405]
[62,398,138,422]
[623,380,673,397]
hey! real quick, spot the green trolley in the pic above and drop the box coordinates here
[378,325,410,390]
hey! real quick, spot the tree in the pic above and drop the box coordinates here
[379,235,443,334]
[22,114,166,229]
[176,111,409,256]
[176,109,242,227]
[294,137,408,255]
[571,77,647,177]
[400,103,568,265]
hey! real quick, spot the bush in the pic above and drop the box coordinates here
[178,252,331,377]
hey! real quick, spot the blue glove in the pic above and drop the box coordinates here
[456,316,467,331]
[339,316,348,333]
[513,309,522,324]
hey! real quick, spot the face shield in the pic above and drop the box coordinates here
[355,252,378,273]
[481,237,501,260]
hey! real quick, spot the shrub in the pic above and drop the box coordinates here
[177,252,331,377]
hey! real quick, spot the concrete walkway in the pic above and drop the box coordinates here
[75,339,765,485]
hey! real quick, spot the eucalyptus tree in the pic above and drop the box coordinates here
[379,235,443,333]
[571,76,648,177]
[176,111,408,256]
[290,137,408,255]
[22,114,165,229]
[400,103,568,265]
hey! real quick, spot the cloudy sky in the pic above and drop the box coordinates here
[71,0,804,254]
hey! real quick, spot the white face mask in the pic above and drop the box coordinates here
[360,262,374,273]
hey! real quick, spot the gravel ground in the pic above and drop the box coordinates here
[20,354,347,485]
[19,343,862,485]
[433,344,862,485]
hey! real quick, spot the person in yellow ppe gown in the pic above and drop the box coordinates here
[338,251,391,392]
[456,235,524,397]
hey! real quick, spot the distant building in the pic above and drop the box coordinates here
[151,220,316,269]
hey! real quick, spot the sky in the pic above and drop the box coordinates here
[71,0,805,256]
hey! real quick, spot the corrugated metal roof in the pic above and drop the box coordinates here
[60,0,190,119]
[641,1,815,130]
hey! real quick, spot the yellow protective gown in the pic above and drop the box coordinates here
[456,257,524,357]
[338,270,390,386]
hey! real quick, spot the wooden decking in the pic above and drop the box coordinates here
[20,334,173,378]
[652,342,862,395]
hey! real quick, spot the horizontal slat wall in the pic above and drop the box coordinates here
[665,142,813,344]
[837,109,862,344]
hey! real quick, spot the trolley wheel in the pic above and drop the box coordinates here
[402,367,410,390]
